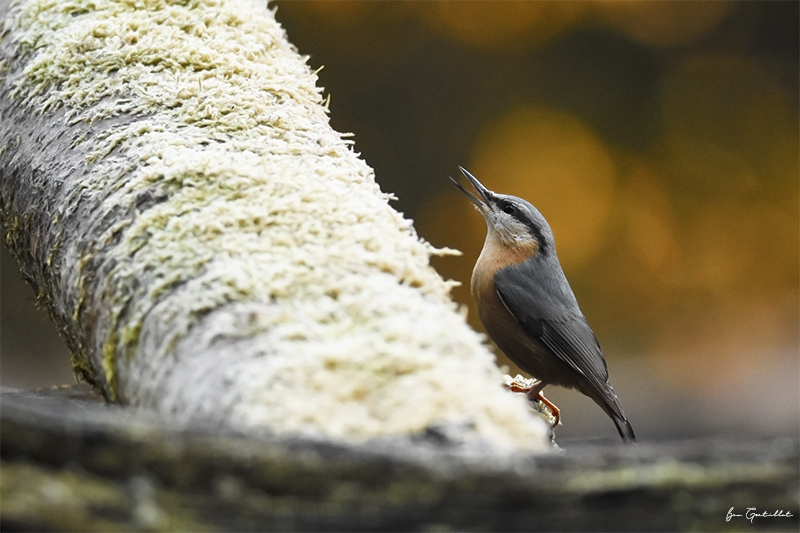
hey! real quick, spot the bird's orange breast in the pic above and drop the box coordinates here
[470,236,577,387]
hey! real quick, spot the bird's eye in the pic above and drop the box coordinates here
[502,203,517,215]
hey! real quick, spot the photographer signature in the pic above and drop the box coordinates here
[727,507,794,523]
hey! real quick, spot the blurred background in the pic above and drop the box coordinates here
[1,0,797,443]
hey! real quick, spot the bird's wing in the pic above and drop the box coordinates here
[493,262,610,388]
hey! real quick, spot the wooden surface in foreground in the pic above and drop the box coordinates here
[1,386,797,532]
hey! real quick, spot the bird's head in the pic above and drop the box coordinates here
[450,167,554,259]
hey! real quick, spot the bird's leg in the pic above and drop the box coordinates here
[505,379,560,428]
[526,381,560,428]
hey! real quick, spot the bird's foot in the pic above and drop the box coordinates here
[526,389,560,428]
[503,375,560,428]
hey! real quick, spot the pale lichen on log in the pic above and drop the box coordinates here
[0,0,551,450]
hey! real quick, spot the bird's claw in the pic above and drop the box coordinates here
[503,375,561,429]
[528,389,560,429]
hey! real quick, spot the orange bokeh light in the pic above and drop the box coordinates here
[596,1,735,47]
[470,106,618,270]
[420,1,587,50]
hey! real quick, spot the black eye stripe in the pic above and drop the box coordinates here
[498,200,516,214]
[527,223,548,253]
[495,199,549,253]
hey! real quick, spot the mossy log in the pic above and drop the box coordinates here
[1,386,798,532]
[0,0,550,450]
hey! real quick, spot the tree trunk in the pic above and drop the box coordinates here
[0,0,549,450]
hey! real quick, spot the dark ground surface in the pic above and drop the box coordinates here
[1,386,797,532]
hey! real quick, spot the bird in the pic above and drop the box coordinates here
[450,166,635,443]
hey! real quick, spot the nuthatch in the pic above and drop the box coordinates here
[451,167,635,443]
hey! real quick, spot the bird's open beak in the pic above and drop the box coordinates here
[450,167,493,213]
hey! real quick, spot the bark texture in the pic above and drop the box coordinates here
[0,0,550,450]
[1,387,798,532]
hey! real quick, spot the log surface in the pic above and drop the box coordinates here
[0,0,550,450]
[1,386,798,532]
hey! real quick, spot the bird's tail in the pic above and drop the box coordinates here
[587,383,636,444]
[612,414,636,444]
